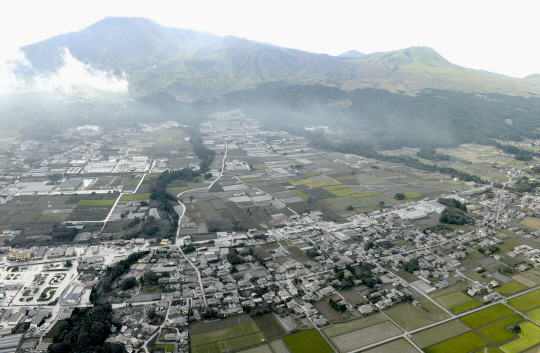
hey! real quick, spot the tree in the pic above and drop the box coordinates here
[394,193,406,200]
[346,205,354,211]
[121,277,138,291]
[64,260,72,268]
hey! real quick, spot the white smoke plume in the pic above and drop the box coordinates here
[0,47,128,95]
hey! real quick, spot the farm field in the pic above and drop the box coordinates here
[191,332,266,353]
[191,321,259,346]
[190,315,253,335]
[283,330,333,353]
[508,289,540,312]
[77,199,116,206]
[500,322,540,353]
[330,321,402,352]
[120,193,151,201]
[512,270,540,288]
[477,314,523,345]
[411,320,470,348]
[423,331,487,353]
[431,288,473,309]
[253,314,286,339]
[238,345,273,353]
[495,282,528,296]
[384,302,440,331]
[323,313,388,338]
[416,298,452,321]
[362,338,418,353]
[338,290,366,305]
[459,304,514,328]
[521,217,540,230]
[451,300,481,314]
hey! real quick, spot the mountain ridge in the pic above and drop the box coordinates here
[17,17,540,101]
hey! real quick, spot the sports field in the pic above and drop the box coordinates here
[459,304,514,328]
[500,322,540,353]
[477,314,523,345]
[423,331,487,353]
[508,289,540,312]
[283,330,333,353]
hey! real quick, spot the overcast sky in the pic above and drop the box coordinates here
[2,0,538,78]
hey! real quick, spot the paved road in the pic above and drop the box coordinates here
[173,121,229,308]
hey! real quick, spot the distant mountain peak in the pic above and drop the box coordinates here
[338,50,364,58]
[366,46,451,68]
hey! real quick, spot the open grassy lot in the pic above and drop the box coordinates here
[411,320,470,348]
[384,302,440,331]
[423,331,487,353]
[77,199,116,206]
[459,304,514,328]
[283,330,333,353]
[500,321,540,353]
[120,193,151,201]
[314,300,346,322]
[451,300,481,314]
[192,332,266,353]
[362,338,418,353]
[288,246,309,262]
[330,321,402,352]
[431,288,473,309]
[338,290,366,305]
[127,178,141,185]
[323,313,388,338]
[403,191,421,198]
[477,314,523,345]
[253,314,286,340]
[495,281,527,296]
[508,289,540,312]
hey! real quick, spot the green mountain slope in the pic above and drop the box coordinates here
[18,17,540,100]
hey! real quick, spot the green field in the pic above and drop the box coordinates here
[127,179,141,185]
[459,304,514,328]
[120,193,151,201]
[167,186,188,191]
[451,300,481,314]
[291,178,341,188]
[495,282,527,296]
[253,164,266,169]
[526,307,540,325]
[154,344,174,352]
[432,288,473,309]
[146,174,160,178]
[292,190,309,200]
[508,289,540,312]
[500,322,540,353]
[411,320,470,348]
[192,332,265,353]
[477,314,523,345]
[283,330,333,353]
[191,322,260,347]
[77,199,116,206]
[520,217,540,230]
[424,331,487,353]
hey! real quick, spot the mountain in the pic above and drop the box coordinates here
[18,17,540,101]
[338,50,364,58]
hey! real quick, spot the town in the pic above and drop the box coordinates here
[0,110,540,353]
